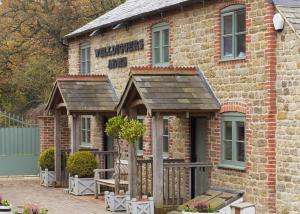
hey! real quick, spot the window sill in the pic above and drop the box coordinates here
[218,164,246,171]
[80,144,92,149]
[219,57,246,63]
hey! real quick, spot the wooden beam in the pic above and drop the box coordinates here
[71,114,80,153]
[152,112,164,213]
[55,102,66,110]
[54,109,62,185]
[129,99,144,108]
[128,109,137,197]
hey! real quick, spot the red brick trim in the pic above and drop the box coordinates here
[214,1,251,65]
[264,2,277,213]
[208,101,252,173]
[147,17,174,66]
[130,65,197,75]
[56,74,108,81]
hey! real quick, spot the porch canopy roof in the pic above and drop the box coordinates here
[46,75,118,114]
[117,66,221,114]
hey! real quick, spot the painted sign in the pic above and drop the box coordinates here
[95,39,144,69]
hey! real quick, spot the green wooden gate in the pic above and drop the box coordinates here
[0,111,40,176]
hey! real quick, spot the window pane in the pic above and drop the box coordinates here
[223,15,233,35]
[236,9,246,33]
[163,46,169,63]
[237,121,245,141]
[137,138,143,151]
[236,141,245,162]
[81,62,86,73]
[163,136,169,153]
[87,131,91,143]
[163,119,168,135]
[81,118,86,129]
[225,141,232,160]
[223,36,233,57]
[224,121,232,140]
[162,29,169,46]
[82,131,86,143]
[153,31,160,47]
[236,34,246,58]
[154,48,160,64]
[81,49,86,61]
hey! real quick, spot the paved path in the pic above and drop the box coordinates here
[0,177,118,214]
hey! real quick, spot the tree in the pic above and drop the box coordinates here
[105,116,127,194]
[120,118,144,198]
[0,0,125,113]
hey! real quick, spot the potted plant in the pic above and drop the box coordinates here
[0,195,11,214]
[181,202,218,214]
[67,151,97,196]
[119,119,155,214]
[39,147,55,187]
[104,116,130,212]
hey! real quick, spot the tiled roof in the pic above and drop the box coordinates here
[117,66,221,113]
[276,4,300,37]
[46,75,118,113]
[65,0,197,39]
[273,0,300,7]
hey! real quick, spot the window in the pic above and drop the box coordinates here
[152,23,169,66]
[81,116,91,147]
[221,5,246,59]
[163,116,169,155]
[136,116,144,155]
[221,112,246,169]
[80,43,91,74]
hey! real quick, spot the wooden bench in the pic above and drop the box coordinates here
[94,159,129,199]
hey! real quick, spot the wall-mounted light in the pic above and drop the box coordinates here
[273,13,285,32]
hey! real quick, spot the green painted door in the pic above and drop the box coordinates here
[0,112,40,176]
[192,117,208,197]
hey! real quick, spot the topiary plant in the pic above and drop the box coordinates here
[66,151,97,178]
[39,147,55,171]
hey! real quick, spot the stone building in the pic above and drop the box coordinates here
[39,0,300,213]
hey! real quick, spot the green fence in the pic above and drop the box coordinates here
[0,111,40,176]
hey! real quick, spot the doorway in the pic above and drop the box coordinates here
[104,117,114,178]
[191,117,208,197]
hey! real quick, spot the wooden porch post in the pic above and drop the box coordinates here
[71,114,80,153]
[54,109,61,185]
[128,109,137,197]
[152,112,164,213]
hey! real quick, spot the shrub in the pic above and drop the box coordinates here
[67,151,97,178]
[39,147,55,171]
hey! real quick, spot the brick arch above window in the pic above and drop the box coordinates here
[220,101,248,114]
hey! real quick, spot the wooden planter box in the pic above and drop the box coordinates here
[126,197,154,214]
[69,175,95,196]
[104,191,129,212]
[182,197,244,214]
[0,206,11,214]
[40,168,55,187]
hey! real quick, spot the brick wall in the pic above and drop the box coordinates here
[67,0,278,212]
[39,115,71,152]
[276,17,300,214]
[39,116,54,152]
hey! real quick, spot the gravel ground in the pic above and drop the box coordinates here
[0,177,119,214]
